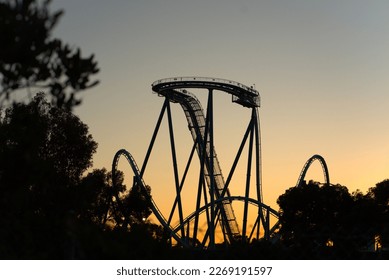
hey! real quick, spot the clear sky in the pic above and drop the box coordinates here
[51,0,389,221]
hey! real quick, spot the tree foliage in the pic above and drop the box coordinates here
[277,180,389,258]
[0,0,99,110]
[75,168,114,226]
[109,174,153,229]
[277,181,353,250]
[367,179,389,247]
[0,93,97,187]
[0,93,97,258]
[125,182,153,224]
[0,95,165,258]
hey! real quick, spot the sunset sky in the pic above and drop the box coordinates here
[51,0,389,225]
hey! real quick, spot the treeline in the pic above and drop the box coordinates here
[165,180,389,260]
[276,180,389,259]
[0,95,388,259]
[0,95,167,259]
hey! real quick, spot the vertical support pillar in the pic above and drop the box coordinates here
[194,96,212,247]
[193,145,204,246]
[242,116,254,243]
[166,101,185,239]
[253,107,266,231]
[265,207,270,240]
[207,88,215,249]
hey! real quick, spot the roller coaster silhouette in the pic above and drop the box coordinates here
[110,77,330,249]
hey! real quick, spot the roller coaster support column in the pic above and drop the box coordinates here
[193,136,208,247]
[242,109,255,243]
[193,91,214,248]
[208,88,216,249]
[253,108,266,240]
[167,100,185,239]
[140,98,169,177]
[240,108,265,242]
[193,88,216,248]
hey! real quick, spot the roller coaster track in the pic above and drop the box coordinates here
[173,196,280,239]
[111,77,281,248]
[109,77,334,249]
[152,87,238,239]
[151,77,261,241]
[112,149,184,245]
[296,154,330,187]
[152,77,260,108]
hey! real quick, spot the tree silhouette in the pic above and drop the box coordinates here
[0,93,97,258]
[109,174,153,229]
[125,182,152,224]
[75,168,115,227]
[369,179,389,207]
[276,179,389,258]
[0,0,99,110]
[277,181,354,257]
[367,179,389,250]
[345,190,380,252]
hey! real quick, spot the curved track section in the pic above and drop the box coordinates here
[111,149,185,246]
[152,77,260,107]
[296,154,330,187]
[173,196,280,238]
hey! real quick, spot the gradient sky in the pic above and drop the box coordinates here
[50,0,389,220]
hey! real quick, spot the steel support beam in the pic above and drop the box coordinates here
[207,89,215,248]
[166,101,185,238]
[140,98,169,177]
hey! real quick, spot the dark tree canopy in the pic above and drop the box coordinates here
[276,180,389,258]
[277,181,353,249]
[74,167,153,229]
[0,93,97,188]
[0,0,99,110]
[369,179,389,207]
[367,179,389,247]
[0,93,97,258]
[126,183,153,224]
[75,168,114,227]
[110,174,153,229]
[0,94,165,258]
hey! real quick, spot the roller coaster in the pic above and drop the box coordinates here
[110,77,330,249]
[296,154,330,188]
